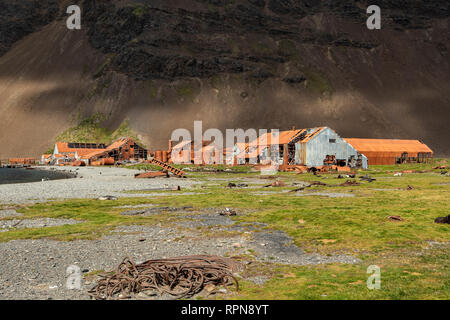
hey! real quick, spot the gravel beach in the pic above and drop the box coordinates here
[0,166,198,204]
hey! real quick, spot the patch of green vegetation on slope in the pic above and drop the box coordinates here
[304,69,334,96]
[55,114,145,147]
[56,113,112,144]
[111,120,145,147]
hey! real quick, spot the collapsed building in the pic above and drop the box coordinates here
[344,138,434,165]
[232,127,368,169]
[81,138,148,165]
[43,138,148,166]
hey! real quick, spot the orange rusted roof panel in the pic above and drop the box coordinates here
[106,138,129,151]
[81,150,107,159]
[249,127,327,148]
[249,130,301,147]
[345,138,433,154]
[55,142,106,156]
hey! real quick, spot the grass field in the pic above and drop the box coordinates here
[1,160,449,299]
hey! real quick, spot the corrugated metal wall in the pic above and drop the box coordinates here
[297,128,368,168]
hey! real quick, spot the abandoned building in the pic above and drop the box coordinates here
[233,127,368,169]
[37,129,433,169]
[80,138,148,165]
[44,138,148,166]
[9,158,36,165]
[344,138,434,165]
[171,140,223,165]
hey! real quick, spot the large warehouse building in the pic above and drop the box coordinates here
[344,138,434,165]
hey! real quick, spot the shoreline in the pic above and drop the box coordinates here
[0,166,198,205]
[0,166,77,186]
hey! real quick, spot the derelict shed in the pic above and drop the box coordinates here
[297,127,368,169]
[245,127,368,169]
[344,138,433,165]
[83,138,148,164]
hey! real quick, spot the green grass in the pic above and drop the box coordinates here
[1,160,448,299]
[234,250,449,300]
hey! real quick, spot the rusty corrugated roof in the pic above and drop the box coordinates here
[248,127,327,148]
[344,138,433,154]
[81,150,107,160]
[106,138,129,151]
[249,130,301,147]
[55,142,106,156]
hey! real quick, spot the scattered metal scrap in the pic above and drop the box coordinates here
[264,180,287,188]
[227,182,248,188]
[88,255,242,300]
[135,171,169,179]
[146,157,185,177]
[388,216,404,222]
[359,175,376,182]
[218,208,237,216]
[310,181,327,186]
[337,174,356,179]
[98,195,118,201]
[434,215,450,224]
[339,180,361,187]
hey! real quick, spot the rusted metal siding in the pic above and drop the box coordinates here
[344,138,433,165]
[298,127,368,169]
[295,142,307,165]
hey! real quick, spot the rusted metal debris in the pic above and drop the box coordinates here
[339,180,360,187]
[88,255,242,300]
[337,174,356,179]
[388,216,404,222]
[310,181,327,186]
[98,195,118,201]
[259,176,277,179]
[227,182,248,188]
[264,180,287,188]
[146,157,185,177]
[434,215,450,224]
[219,208,237,216]
[359,175,376,182]
[135,171,169,179]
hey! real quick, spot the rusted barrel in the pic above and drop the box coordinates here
[102,158,115,166]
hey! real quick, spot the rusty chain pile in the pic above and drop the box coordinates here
[88,255,242,300]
